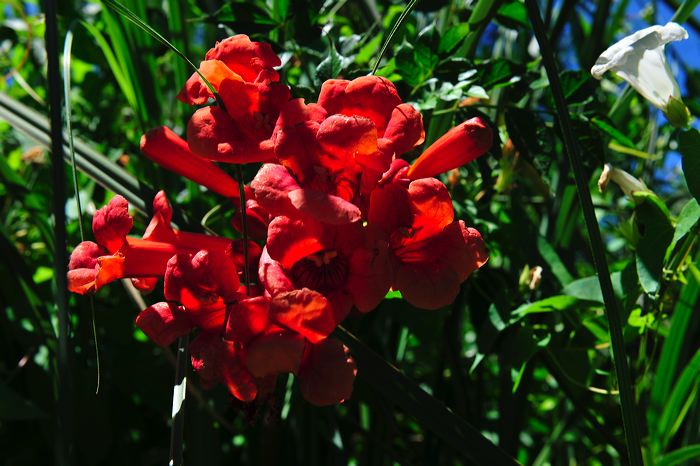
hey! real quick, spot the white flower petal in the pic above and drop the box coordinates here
[591,22,688,110]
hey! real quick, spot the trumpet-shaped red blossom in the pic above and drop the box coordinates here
[260,216,392,322]
[225,293,356,406]
[66,35,493,407]
[251,76,425,224]
[178,35,290,163]
[140,127,240,198]
[368,162,488,309]
[67,196,182,294]
[406,117,492,180]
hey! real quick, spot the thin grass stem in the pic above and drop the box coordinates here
[371,0,418,75]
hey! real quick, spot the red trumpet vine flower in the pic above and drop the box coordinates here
[179,35,290,163]
[135,249,241,345]
[67,196,182,294]
[67,193,240,295]
[140,127,240,198]
[368,161,489,309]
[406,117,492,180]
[250,76,425,224]
[226,294,357,406]
[259,216,392,322]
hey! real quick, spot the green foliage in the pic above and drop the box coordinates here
[1,0,699,465]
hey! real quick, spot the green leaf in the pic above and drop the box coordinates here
[536,236,574,285]
[0,147,26,188]
[679,129,700,201]
[316,39,343,83]
[478,58,523,90]
[657,347,700,449]
[511,295,581,319]
[438,23,470,54]
[496,1,529,28]
[562,271,625,303]
[590,117,637,148]
[634,192,674,294]
[655,445,700,466]
[671,198,700,249]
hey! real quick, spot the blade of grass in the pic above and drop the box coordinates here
[0,92,143,198]
[80,20,138,111]
[657,348,700,450]
[0,95,149,214]
[649,256,700,454]
[523,1,644,464]
[102,0,221,103]
[655,445,700,466]
[671,0,700,22]
[63,22,101,395]
[371,0,419,75]
[336,326,519,465]
[44,0,74,463]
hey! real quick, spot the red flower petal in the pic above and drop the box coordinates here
[318,76,402,135]
[68,240,103,270]
[250,163,302,218]
[245,331,306,378]
[383,103,425,156]
[225,296,272,345]
[187,106,274,164]
[135,302,191,347]
[287,189,362,225]
[266,216,325,269]
[67,267,98,295]
[407,178,454,242]
[190,331,258,402]
[269,288,336,343]
[177,59,243,105]
[299,339,356,406]
[164,251,240,310]
[346,241,393,312]
[258,247,295,296]
[92,195,132,253]
[204,35,281,83]
[316,114,379,171]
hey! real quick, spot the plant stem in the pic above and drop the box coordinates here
[235,166,251,295]
[169,334,189,466]
[523,1,644,464]
[44,0,74,463]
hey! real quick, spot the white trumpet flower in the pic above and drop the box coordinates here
[591,22,690,127]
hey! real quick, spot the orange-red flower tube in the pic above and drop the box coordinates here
[140,126,240,198]
[406,117,492,180]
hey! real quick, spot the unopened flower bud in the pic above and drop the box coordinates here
[598,163,648,198]
[406,117,492,180]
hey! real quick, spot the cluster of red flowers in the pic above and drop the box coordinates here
[67,35,492,406]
